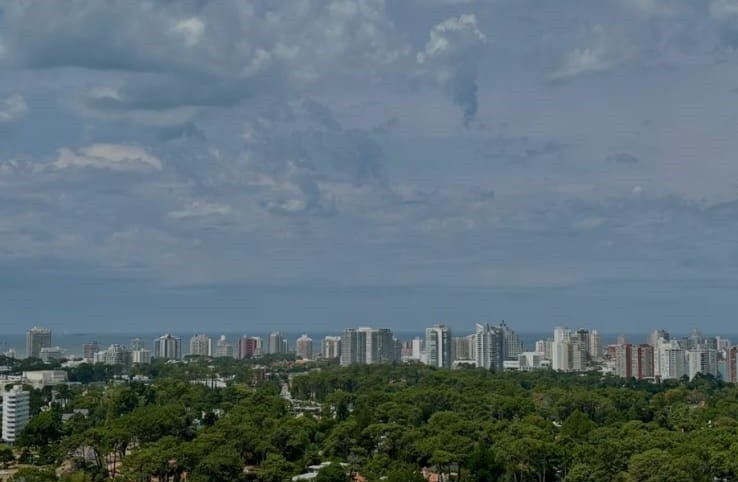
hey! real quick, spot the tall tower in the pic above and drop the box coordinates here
[26,326,52,359]
[2,386,30,444]
[589,330,602,360]
[322,336,342,359]
[425,324,453,368]
[268,332,285,354]
[340,328,365,366]
[153,334,181,360]
[237,336,260,359]
[296,334,313,360]
[215,335,234,358]
[473,323,503,371]
[189,334,212,357]
[500,321,524,360]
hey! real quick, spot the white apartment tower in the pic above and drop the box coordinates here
[268,332,286,354]
[189,334,213,357]
[322,336,342,359]
[296,334,313,360]
[2,386,30,444]
[215,335,234,358]
[425,324,453,369]
[589,329,602,360]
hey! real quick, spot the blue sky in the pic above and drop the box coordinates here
[2,0,738,333]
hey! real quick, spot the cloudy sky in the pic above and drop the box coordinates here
[2,0,738,334]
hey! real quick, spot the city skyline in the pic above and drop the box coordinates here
[2,2,738,332]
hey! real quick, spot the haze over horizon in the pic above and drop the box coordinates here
[2,1,738,333]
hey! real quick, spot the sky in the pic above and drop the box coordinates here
[2,0,738,334]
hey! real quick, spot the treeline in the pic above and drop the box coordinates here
[6,362,738,482]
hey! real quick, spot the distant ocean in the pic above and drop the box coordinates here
[0,330,672,359]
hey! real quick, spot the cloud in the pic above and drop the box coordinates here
[172,17,205,47]
[417,14,486,126]
[0,0,408,118]
[54,144,163,172]
[606,152,641,164]
[549,26,630,81]
[0,94,28,122]
[476,135,566,164]
[168,201,231,219]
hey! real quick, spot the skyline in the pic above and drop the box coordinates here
[3,1,738,331]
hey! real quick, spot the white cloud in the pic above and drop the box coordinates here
[54,144,163,172]
[549,26,629,80]
[172,17,205,47]
[0,94,28,122]
[417,14,486,65]
[169,201,232,219]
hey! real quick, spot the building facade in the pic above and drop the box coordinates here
[296,334,313,360]
[473,323,504,371]
[425,324,453,368]
[26,326,52,359]
[189,334,213,357]
[321,336,342,359]
[2,386,30,444]
[153,334,181,360]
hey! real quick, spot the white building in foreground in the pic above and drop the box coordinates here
[2,385,30,444]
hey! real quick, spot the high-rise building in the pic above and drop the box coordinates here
[215,336,234,358]
[615,344,633,378]
[425,324,453,369]
[340,327,397,366]
[26,326,52,359]
[340,328,366,366]
[322,336,342,360]
[412,337,424,361]
[94,344,128,366]
[189,334,212,357]
[728,346,738,383]
[453,336,472,361]
[500,321,524,360]
[473,323,504,372]
[687,329,705,350]
[130,349,151,364]
[647,329,669,347]
[296,334,313,360]
[153,334,181,360]
[687,348,718,380]
[551,326,571,371]
[39,346,64,363]
[83,341,99,361]
[268,332,286,354]
[130,338,146,350]
[237,336,259,359]
[589,330,602,360]
[658,340,686,380]
[2,386,30,444]
[634,344,654,379]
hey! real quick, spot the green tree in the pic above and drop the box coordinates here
[257,453,292,482]
[385,464,425,482]
[315,463,349,482]
[9,467,58,482]
[0,445,15,467]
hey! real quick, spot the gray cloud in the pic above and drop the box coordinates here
[0,94,27,122]
[3,1,738,330]
[606,152,641,164]
[417,14,486,125]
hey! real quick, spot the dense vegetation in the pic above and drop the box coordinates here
[3,357,738,482]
